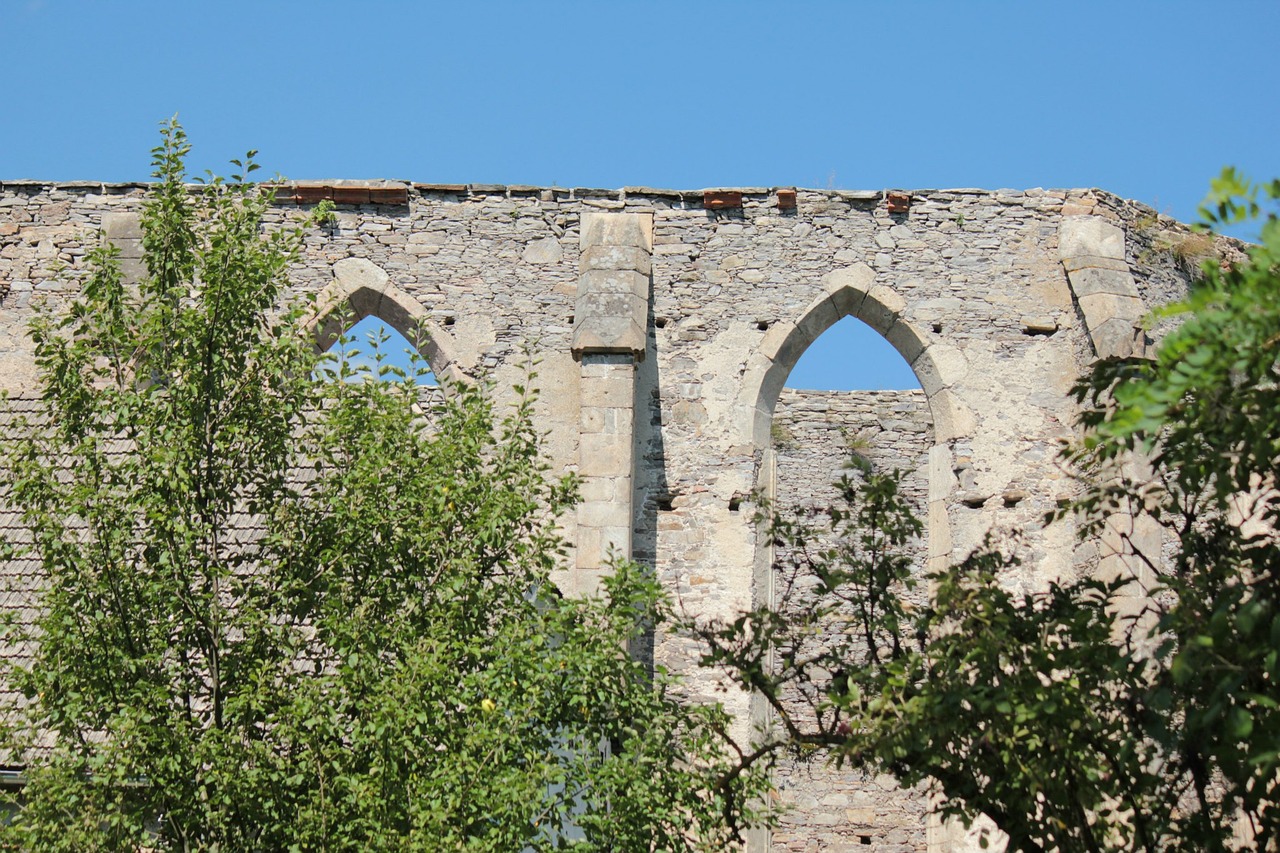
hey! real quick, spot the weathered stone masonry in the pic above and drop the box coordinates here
[0,180,1204,851]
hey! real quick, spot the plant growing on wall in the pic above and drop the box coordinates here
[693,170,1280,851]
[0,119,766,851]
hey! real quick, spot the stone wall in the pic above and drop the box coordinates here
[0,179,1204,851]
[770,388,933,852]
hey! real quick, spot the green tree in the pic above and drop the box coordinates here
[694,172,1280,851]
[0,119,766,851]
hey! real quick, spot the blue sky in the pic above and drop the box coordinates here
[5,1,1277,389]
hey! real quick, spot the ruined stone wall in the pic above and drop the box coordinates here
[772,388,931,517]
[770,388,933,851]
[0,180,1203,851]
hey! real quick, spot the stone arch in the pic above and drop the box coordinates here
[742,264,968,852]
[737,262,971,450]
[737,260,962,579]
[306,257,467,384]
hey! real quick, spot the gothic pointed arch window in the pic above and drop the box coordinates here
[747,280,939,850]
[308,258,465,388]
[318,315,436,385]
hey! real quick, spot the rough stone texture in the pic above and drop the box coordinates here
[573,212,652,358]
[1059,215,1151,360]
[0,180,1206,852]
[769,389,932,850]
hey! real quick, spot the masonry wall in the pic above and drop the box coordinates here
[0,180,1203,851]
[770,388,933,852]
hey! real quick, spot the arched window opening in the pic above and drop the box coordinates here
[785,315,920,391]
[764,307,934,850]
[317,315,437,386]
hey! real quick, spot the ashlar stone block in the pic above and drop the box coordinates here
[822,262,874,312]
[1062,254,1130,274]
[1077,292,1145,328]
[1068,266,1140,300]
[101,212,142,243]
[860,284,907,336]
[1059,215,1125,261]
[580,211,653,252]
[578,432,631,477]
[333,256,390,294]
[571,318,646,357]
[573,213,653,359]
[580,244,651,276]
[580,373,634,409]
[1087,316,1147,360]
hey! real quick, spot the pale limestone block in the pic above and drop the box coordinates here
[578,268,647,297]
[579,356,633,379]
[1088,317,1146,360]
[928,500,953,561]
[580,406,606,433]
[599,405,633,435]
[1077,291,1145,325]
[101,211,141,242]
[598,525,630,560]
[521,236,563,264]
[756,319,815,377]
[580,375,633,409]
[447,312,495,373]
[1059,215,1125,261]
[1130,513,1163,586]
[1110,593,1154,624]
[860,284,907,335]
[737,348,783,440]
[333,256,390,294]
[928,445,957,503]
[574,527,604,571]
[572,317,646,356]
[1037,521,1079,586]
[1068,266,1140,299]
[554,567,606,598]
[118,256,147,283]
[758,319,797,364]
[521,349,579,470]
[1099,513,1133,563]
[578,432,631,477]
[578,499,632,529]
[580,211,653,252]
[882,318,927,366]
[112,238,144,260]
[822,262,874,306]
[577,477,617,503]
[579,244,650,275]
[1062,254,1130,274]
[576,289,646,319]
[374,287,430,338]
[912,343,968,392]
[573,234,650,353]
[794,295,839,344]
[928,387,975,442]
